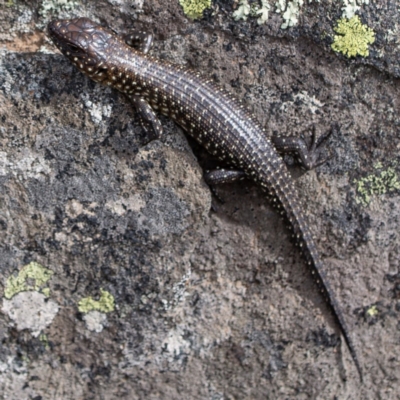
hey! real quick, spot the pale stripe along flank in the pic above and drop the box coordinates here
[47,17,362,380]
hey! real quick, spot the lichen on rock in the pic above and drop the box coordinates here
[78,289,115,313]
[4,261,53,299]
[355,163,400,206]
[331,16,375,58]
[178,0,211,20]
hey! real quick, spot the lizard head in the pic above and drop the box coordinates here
[48,18,118,83]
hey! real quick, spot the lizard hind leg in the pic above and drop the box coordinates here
[204,169,246,205]
[272,125,335,170]
[204,169,246,186]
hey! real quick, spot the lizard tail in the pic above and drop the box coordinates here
[273,180,363,381]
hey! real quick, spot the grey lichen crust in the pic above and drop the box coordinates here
[1,0,400,399]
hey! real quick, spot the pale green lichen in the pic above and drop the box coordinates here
[232,0,372,29]
[39,333,50,350]
[233,0,270,25]
[40,0,79,16]
[355,163,400,207]
[276,0,323,29]
[179,0,211,20]
[366,305,378,317]
[254,0,271,25]
[4,262,53,299]
[274,0,370,30]
[331,16,375,58]
[78,289,115,313]
[276,0,304,29]
[341,0,370,19]
[233,0,251,21]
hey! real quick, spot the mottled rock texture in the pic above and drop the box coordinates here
[1,1,400,399]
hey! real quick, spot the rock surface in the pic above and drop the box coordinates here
[1,1,400,399]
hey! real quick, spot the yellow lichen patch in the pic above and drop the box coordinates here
[78,289,115,313]
[331,16,375,58]
[179,0,211,20]
[39,333,50,350]
[355,163,400,206]
[4,262,53,299]
[366,305,378,317]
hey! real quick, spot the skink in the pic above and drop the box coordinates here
[47,17,362,380]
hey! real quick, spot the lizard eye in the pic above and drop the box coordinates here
[66,43,83,53]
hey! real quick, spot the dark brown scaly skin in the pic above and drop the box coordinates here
[47,18,362,380]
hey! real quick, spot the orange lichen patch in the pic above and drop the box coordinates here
[1,30,46,52]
